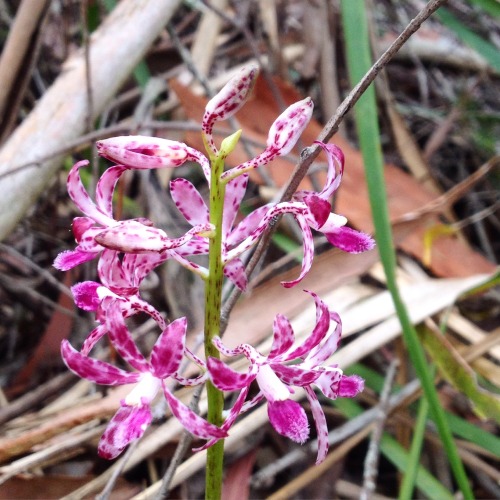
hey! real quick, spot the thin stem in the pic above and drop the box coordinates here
[204,152,226,500]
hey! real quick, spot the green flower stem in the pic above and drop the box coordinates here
[204,151,226,500]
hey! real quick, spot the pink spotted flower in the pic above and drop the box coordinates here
[207,291,364,464]
[53,160,213,272]
[61,298,226,459]
[222,141,375,287]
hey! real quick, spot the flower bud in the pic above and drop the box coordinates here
[266,97,313,156]
[97,136,188,168]
[202,65,259,133]
[94,220,170,253]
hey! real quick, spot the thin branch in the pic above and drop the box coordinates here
[360,360,399,500]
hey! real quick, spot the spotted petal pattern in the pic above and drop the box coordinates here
[61,300,224,460]
[208,291,364,464]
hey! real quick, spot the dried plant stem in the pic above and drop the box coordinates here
[96,441,139,500]
[360,360,399,500]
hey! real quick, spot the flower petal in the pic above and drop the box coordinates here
[170,178,209,226]
[323,225,375,254]
[272,364,321,387]
[280,291,330,360]
[313,368,343,399]
[305,311,342,366]
[303,194,331,229]
[225,204,270,249]
[53,248,98,271]
[280,214,314,288]
[95,165,128,216]
[314,141,344,199]
[338,374,364,398]
[223,258,247,291]
[71,281,103,311]
[304,386,329,464]
[268,313,295,359]
[266,98,313,156]
[208,357,257,391]
[163,384,228,440]
[81,324,108,356]
[94,220,169,253]
[61,340,140,385]
[105,300,150,373]
[267,399,309,444]
[98,404,152,460]
[150,317,187,378]
[202,65,259,153]
[222,174,249,239]
[67,160,115,226]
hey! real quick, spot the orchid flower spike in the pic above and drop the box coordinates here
[207,291,364,464]
[61,299,226,459]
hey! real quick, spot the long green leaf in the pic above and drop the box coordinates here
[469,0,500,17]
[339,2,474,498]
[436,7,500,72]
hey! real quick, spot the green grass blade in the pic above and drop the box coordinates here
[339,2,473,498]
[468,0,500,17]
[398,387,431,500]
[436,7,500,72]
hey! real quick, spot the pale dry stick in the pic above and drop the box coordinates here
[96,441,139,500]
[0,0,49,122]
[0,372,75,426]
[201,0,288,113]
[80,0,94,134]
[0,0,184,241]
[360,360,399,500]
[221,0,450,328]
[166,23,212,97]
[0,425,105,486]
[190,0,228,77]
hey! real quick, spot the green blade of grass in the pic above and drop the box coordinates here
[469,0,500,17]
[436,7,500,72]
[339,1,474,498]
